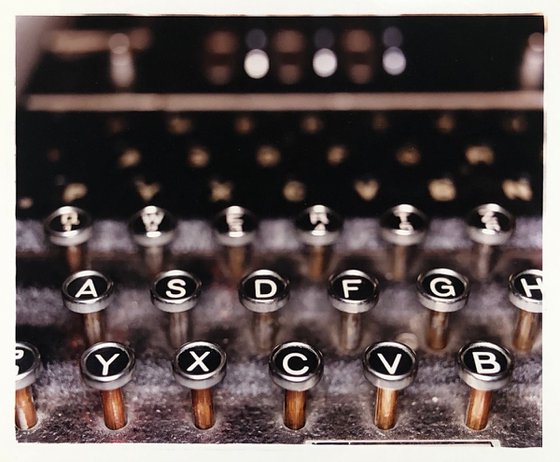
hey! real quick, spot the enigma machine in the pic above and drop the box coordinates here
[15,15,543,447]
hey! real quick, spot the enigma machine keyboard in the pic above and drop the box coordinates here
[15,15,543,447]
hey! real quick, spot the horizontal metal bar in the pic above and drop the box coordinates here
[24,91,543,112]
[306,439,501,446]
[43,27,152,55]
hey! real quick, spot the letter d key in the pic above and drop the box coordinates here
[239,269,290,352]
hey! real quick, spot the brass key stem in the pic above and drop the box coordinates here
[472,243,495,281]
[169,311,190,349]
[252,312,278,352]
[225,245,251,280]
[101,388,127,430]
[306,245,333,282]
[143,246,166,278]
[374,388,399,430]
[513,310,539,352]
[15,387,38,430]
[427,310,449,350]
[339,312,362,352]
[191,388,214,429]
[284,390,306,430]
[66,244,88,273]
[465,388,492,430]
[83,311,105,346]
[391,244,409,281]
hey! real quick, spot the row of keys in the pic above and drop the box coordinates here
[17,108,542,220]
[15,338,514,432]
[44,202,516,281]
[60,266,543,354]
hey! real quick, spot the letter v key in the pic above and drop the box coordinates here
[377,353,402,375]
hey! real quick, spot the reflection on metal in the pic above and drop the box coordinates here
[43,28,152,56]
[26,91,543,112]
[306,439,501,446]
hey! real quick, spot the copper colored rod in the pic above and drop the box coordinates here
[66,244,87,273]
[253,312,278,352]
[427,310,449,350]
[15,387,38,430]
[472,243,495,281]
[306,245,333,282]
[374,388,399,430]
[391,244,409,282]
[83,311,105,345]
[143,246,165,278]
[191,388,214,429]
[513,310,539,352]
[465,388,493,430]
[339,312,361,352]
[169,311,190,349]
[225,245,251,280]
[284,390,306,430]
[101,388,127,430]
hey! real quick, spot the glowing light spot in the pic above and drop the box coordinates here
[313,48,337,78]
[383,47,406,76]
[244,49,269,79]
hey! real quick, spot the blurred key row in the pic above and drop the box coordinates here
[40,203,529,282]
[16,110,543,219]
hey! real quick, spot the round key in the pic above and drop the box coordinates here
[457,341,513,430]
[213,205,258,247]
[15,342,42,430]
[44,206,93,247]
[363,341,417,430]
[239,269,290,351]
[212,205,258,279]
[416,268,470,350]
[295,204,343,247]
[173,341,227,430]
[62,270,114,345]
[380,204,428,246]
[80,342,136,430]
[466,203,515,246]
[294,204,343,281]
[44,206,93,272]
[239,269,290,313]
[269,341,323,430]
[508,269,543,352]
[465,203,515,280]
[129,205,177,276]
[129,205,177,247]
[379,204,428,281]
[151,270,202,348]
[327,269,380,351]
